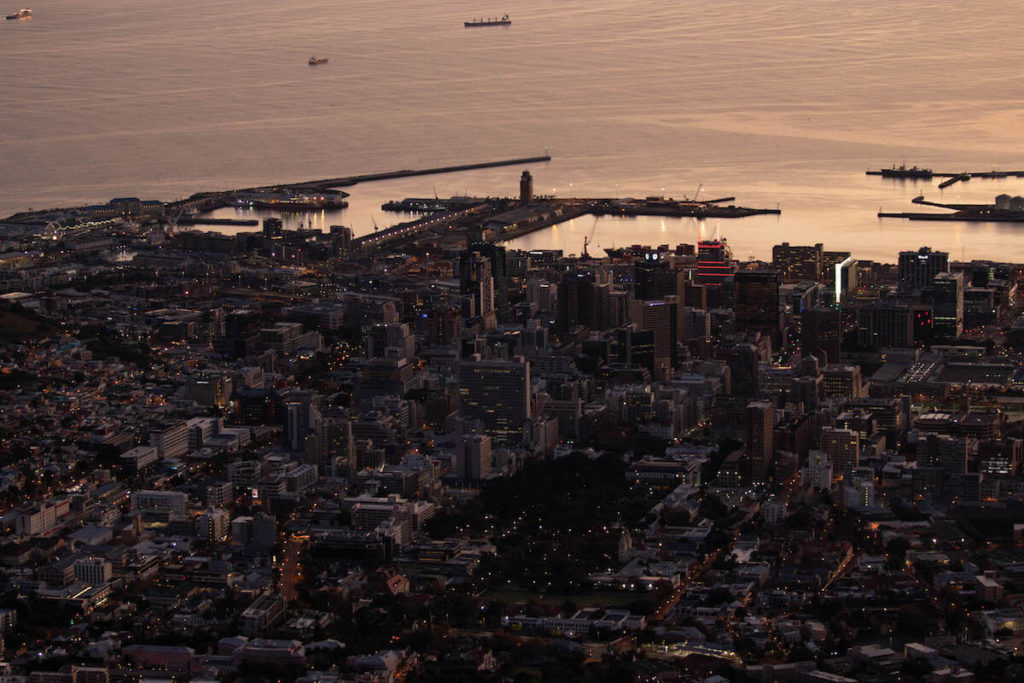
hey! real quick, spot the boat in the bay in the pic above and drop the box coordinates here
[879,164,933,180]
[308,56,329,66]
[6,8,31,20]
[464,14,510,27]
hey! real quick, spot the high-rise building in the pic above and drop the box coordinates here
[262,217,283,238]
[629,298,679,377]
[458,356,531,444]
[772,242,824,282]
[634,254,684,302]
[460,251,496,326]
[932,271,964,343]
[455,432,492,481]
[822,364,863,398]
[697,239,733,287]
[556,271,608,333]
[368,323,415,361]
[898,247,949,293]
[820,427,860,480]
[833,256,858,304]
[745,401,775,486]
[801,307,842,364]
[734,270,781,340]
[729,343,761,398]
[857,301,930,349]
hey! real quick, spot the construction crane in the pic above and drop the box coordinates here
[581,216,599,259]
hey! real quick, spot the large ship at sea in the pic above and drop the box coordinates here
[464,14,510,27]
[878,164,933,180]
[6,8,31,20]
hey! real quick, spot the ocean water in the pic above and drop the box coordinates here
[3,0,1024,261]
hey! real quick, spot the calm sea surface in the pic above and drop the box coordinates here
[4,0,1024,261]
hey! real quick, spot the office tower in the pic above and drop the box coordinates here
[745,401,775,486]
[368,323,415,361]
[775,412,811,459]
[820,427,860,480]
[262,217,283,238]
[978,439,1021,477]
[833,256,858,304]
[463,241,508,308]
[455,432,492,481]
[772,242,824,282]
[822,364,863,398]
[857,301,931,349]
[931,271,964,343]
[801,307,842,364]
[634,254,684,302]
[614,326,656,375]
[425,307,463,346]
[697,239,732,286]
[802,451,833,489]
[458,355,531,444]
[460,250,496,327]
[822,250,852,278]
[520,170,533,204]
[920,433,967,475]
[729,342,761,398]
[556,271,605,333]
[898,247,949,293]
[734,270,781,340]
[629,298,679,377]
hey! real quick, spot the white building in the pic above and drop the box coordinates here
[74,557,113,585]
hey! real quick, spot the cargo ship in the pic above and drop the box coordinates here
[873,164,934,180]
[464,14,510,27]
[308,56,329,66]
[6,8,31,19]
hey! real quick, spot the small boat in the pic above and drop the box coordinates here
[464,14,510,27]
[308,56,329,66]
[6,8,31,19]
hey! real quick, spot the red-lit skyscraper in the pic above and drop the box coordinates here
[697,239,732,286]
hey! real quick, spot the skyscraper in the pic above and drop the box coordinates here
[745,400,775,486]
[734,270,781,341]
[931,271,964,343]
[629,298,679,378]
[458,355,531,444]
[697,239,733,287]
[801,307,842,364]
[460,250,496,328]
[820,426,860,480]
[898,247,949,294]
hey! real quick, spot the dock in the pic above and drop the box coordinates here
[176,217,259,227]
[869,167,1024,182]
[161,155,553,217]
[938,173,971,189]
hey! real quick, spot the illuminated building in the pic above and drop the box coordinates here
[898,246,949,293]
[833,256,857,304]
[458,355,531,444]
[820,427,860,479]
[931,271,964,342]
[772,242,823,282]
[697,239,732,286]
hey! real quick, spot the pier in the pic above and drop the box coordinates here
[868,167,1024,183]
